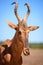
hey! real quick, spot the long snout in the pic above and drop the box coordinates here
[23,39,30,56]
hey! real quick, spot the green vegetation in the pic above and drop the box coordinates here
[29,43,43,49]
[0,42,43,49]
[0,42,2,45]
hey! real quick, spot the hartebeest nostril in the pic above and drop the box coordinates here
[26,49,30,55]
[23,48,30,56]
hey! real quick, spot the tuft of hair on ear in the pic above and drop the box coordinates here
[15,27,17,30]
[37,26,39,28]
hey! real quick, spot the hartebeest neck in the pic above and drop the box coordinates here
[11,32,25,47]
[10,32,25,62]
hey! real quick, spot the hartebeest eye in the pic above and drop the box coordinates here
[18,31,22,35]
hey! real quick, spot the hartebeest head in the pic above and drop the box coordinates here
[7,2,39,56]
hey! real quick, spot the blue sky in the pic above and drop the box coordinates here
[0,0,43,43]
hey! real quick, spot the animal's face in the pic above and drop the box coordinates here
[16,23,30,56]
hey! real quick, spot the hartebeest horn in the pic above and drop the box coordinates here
[23,3,30,23]
[11,2,22,23]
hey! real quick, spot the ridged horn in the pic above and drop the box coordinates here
[23,3,30,23]
[11,2,22,23]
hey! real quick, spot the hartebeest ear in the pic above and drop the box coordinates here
[6,21,17,30]
[27,26,39,31]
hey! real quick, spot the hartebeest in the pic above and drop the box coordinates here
[0,2,39,65]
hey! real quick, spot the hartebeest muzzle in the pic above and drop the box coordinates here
[23,36,30,56]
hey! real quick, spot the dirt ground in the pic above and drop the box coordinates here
[22,49,43,65]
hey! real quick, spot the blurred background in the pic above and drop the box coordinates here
[0,0,43,47]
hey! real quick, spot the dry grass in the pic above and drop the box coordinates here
[22,49,43,65]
